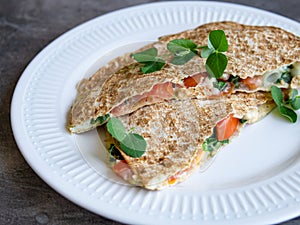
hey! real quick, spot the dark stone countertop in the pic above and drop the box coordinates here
[1,0,299,224]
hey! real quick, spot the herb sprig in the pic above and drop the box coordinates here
[167,39,198,65]
[200,30,228,79]
[131,48,166,74]
[106,117,146,158]
[132,30,229,79]
[271,85,300,123]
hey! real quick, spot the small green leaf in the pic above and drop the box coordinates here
[200,46,214,58]
[278,105,297,123]
[106,118,127,142]
[228,75,240,88]
[213,80,228,91]
[108,144,124,160]
[120,133,147,158]
[208,30,228,52]
[288,89,298,100]
[171,52,196,65]
[167,39,197,54]
[131,48,158,62]
[131,47,166,74]
[90,114,110,125]
[239,119,248,124]
[206,52,228,78]
[202,137,228,153]
[291,97,300,110]
[141,61,165,74]
[167,39,198,65]
[271,85,283,106]
[280,72,292,83]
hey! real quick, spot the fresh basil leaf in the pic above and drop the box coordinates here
[271,85,283,106]
[208,30,228,52]
[278,105,297,123]
[131,48,158,62]
[291,97,300,110]
[206,52,228,78]
[106,118,127,142]
[120,133,146,158]
[167,39,197,54]
[141,61,165,74]
[200,46,214,58]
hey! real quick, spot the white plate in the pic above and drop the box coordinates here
[11,1,300,225]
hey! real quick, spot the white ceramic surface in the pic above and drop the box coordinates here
[11,2,300,224]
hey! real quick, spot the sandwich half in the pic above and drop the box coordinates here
[67,21,300,134]
[104,92,275,190]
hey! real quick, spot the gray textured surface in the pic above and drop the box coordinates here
[1,0,300,224]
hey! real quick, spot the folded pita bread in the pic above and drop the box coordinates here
[107,91,275,190]
[67,21,300,133]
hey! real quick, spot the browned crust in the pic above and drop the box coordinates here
[159,21,300,78]
[68,21,299,133]
[117,91,275,189]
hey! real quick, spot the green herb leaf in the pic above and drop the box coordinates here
[106,117,127,142]
[208,30,228,52]
[106,118,147,158]
[131,48,159,62]
[171,52,195,65]
[280,72,292,84]
[141,61,165,74]
[200,46,214,58]
[213,80,228,91]
[120,133,146,158]
[278,105,297,123]
[291,97,300,110]
[131,48,166,74]
[90,114,110,125]
[228,75,240,88]
[239,119,248,124]
[167,39,198,65]
[167,39,197,54]
[289,89,298,100]
[271,85,283,106]
[206,52,228,78]
[108,144,124,160]
[202,137,229,153]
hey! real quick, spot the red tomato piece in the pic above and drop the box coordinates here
[113,160,133,181]
[216,114,239,141]
[240,76,263,90]
[183,73,208,88]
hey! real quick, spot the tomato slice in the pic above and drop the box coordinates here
[134,82,174,102]
[113,160,133,181]
[240,76,263,90]
[183,72,208,88]
[216,114,239,141]
[111,82,174,116]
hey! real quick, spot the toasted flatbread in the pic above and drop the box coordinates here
[110,91,275,190]
[159,21,300,79]
[68,21,299,133]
